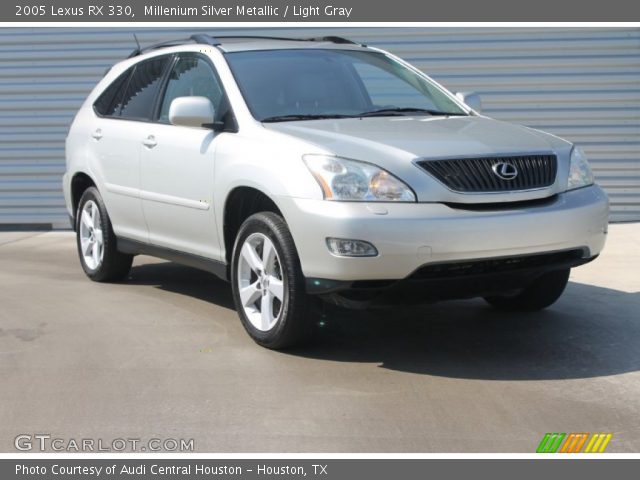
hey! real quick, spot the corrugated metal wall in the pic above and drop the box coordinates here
[0,27,638,227]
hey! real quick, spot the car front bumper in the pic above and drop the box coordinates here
[277,185,609,289]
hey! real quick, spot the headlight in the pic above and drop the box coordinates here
[567,146,594,191]
[303,155,416,202]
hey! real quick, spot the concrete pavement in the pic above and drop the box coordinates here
[0,225,639,452]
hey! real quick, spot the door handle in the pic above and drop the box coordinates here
[91,128,103,140]
[142,135,157,148]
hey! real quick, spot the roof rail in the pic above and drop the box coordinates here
[127,34,221,58]
[190,34,221,46]
[127,34,361,58]
[211,35,361,45]
[306,36,360,45]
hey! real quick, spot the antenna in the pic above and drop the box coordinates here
[133,33,141,53]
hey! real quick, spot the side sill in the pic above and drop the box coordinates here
[117,237,228,281]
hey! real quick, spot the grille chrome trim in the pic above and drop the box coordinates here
[416,154,558,193]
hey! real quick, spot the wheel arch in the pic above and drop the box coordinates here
[222,186,285,267]
[70,172,97,229]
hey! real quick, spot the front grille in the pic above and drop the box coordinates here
[409,250,585,280]
[417,154,557,192]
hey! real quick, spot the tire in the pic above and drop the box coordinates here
[75,186,133,282]
[484,268,570,311]
[231,212,313,349]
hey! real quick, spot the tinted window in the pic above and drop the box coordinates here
[353,62,440,110]
[159,55,226,123]
[93,68,132,117]
[226,50,364,119]
[226,49,466,120]
[119,56,170,120]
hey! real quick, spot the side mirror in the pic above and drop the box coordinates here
[455,91,482,113]
[168,96,215,128]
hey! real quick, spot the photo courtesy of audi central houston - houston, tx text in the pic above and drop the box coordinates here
[0,15,639,474]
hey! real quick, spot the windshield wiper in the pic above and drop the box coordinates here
[358,107,468,117]
[261,114,354,123]
[261,108,468,122]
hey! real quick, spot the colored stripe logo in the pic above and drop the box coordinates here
[537,433,612,453]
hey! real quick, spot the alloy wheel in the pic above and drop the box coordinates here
[236,232,286,331]
[78,200,104,270]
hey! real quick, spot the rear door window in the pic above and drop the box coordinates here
[119,56,171,121]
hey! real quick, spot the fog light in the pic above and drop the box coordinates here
[326,238,378,257]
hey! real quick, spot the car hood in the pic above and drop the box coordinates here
[264,115,572,203]
[264,115,569,160]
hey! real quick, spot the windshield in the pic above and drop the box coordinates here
[225,49,468,121]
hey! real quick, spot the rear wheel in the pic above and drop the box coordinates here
[231,212,312,349]
[76,187,133,282]
[484,268,570,311]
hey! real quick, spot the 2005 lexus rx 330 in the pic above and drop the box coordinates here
[64,34,609,348]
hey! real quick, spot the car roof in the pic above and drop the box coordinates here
[128,35,369,58]
[217,38,366,53]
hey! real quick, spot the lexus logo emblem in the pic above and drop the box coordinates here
[492,162,518,180]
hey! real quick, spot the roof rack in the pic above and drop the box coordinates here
[209,35,360,45]
[127,34,361,58]
[127,34,221,58]
[307,36,360,45]
[211,35,366,47]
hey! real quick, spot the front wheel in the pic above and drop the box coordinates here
[484,268,570,311]
[231,212,312,349]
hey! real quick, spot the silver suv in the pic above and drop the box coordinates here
[63,34,609,348]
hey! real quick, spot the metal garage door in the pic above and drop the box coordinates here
[0,27,638,227]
